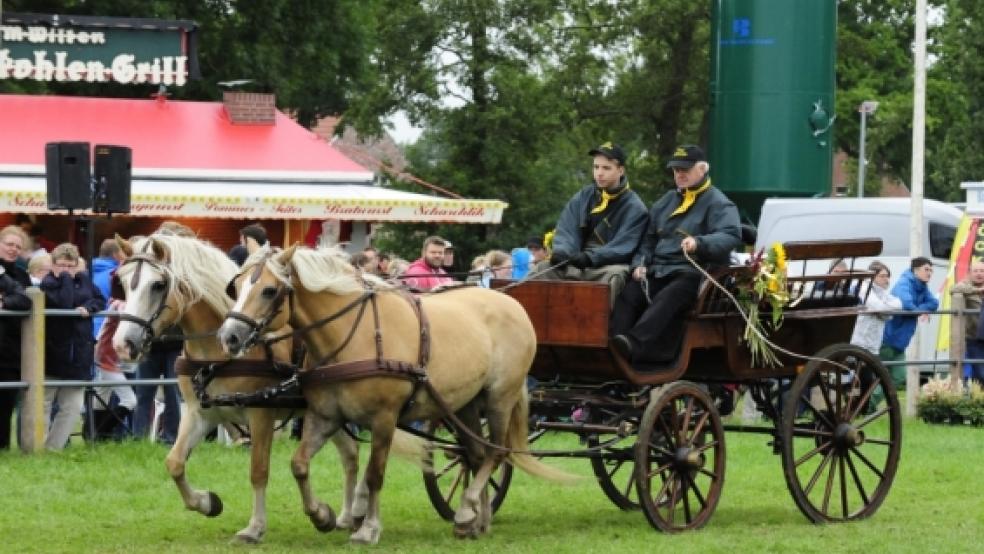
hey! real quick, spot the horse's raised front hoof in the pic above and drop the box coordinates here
[310,502,336,533]
[349,525,381,545]
[204,492,223,517]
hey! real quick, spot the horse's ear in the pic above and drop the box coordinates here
[115,233,133,258]
[150,237,170,263]
[276,242,300,265]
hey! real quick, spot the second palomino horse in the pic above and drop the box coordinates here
[218,245,577,545]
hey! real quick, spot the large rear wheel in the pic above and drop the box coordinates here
[780,343,902,523]
[634,382,726,532]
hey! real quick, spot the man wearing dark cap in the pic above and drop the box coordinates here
[610,145,741,365]
[535,142,648,305]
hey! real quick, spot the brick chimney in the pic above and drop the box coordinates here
[223,91,276,125]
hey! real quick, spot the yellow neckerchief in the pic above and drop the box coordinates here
[670,177,711,217]
[590,182,630,215]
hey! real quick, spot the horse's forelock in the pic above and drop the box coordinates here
[128,234,237,316]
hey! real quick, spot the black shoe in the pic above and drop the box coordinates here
[611,334,634,361]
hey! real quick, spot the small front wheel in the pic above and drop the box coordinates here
[635,381,726,532]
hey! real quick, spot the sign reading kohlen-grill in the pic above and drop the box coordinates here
[0,12,199,86]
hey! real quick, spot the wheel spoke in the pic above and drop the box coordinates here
[606,459,625,480]
[815,372,837,420]
[697,467,719,480]
[820,449,837,515]
[846,374,881,421]
[803,448,835,496]
[839,455,849,518]
[790,425,833,439]
[681,396,695,442]
[794,440,832,467]
[863,437,895,447]
[799,393,836,430]
[683,471,708,510]
[681,474,694,524]
[855,407,890,429]
[658,413,678,450]
[648,460,675,481]
[444,466,466,505]
[844,450,870,505]
[688,408,711,444]
[692,439,720,454]
[622,467,637,500]
[849,446,885,480]
[434,456,462,479]
[654,469,674,512]
[668,474,681,526]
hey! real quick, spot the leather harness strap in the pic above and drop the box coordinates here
[174,356,296,379]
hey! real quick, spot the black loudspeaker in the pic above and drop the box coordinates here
[45,142,92,210]
[93,145,132,213]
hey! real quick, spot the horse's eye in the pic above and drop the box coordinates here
[261,286,278,299]
[151,281,167,293]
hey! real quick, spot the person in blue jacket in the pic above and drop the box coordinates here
[881,256,939,391]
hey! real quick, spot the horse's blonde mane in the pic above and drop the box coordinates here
[119,233,239,316]
[242,245,393,294]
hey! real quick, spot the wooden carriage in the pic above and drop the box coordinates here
[426,239,902,533]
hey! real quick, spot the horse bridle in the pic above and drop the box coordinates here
[225,252,293,352]
[116,252,173,355]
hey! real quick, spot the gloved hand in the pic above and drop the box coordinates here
[550,252,569,265]
[569,252,592,269]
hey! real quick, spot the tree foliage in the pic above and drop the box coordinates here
[5,0,984,264]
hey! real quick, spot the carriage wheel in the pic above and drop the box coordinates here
[587,405,641,510]
[634,381,726,532]
[589,433,641,510]
[780,343,901,523]
[421,420,513,521]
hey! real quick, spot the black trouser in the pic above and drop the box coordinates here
[610,272,701,362]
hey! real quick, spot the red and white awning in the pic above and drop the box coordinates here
[0,173,506,223]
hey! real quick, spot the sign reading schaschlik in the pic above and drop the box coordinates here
[0,12,199,86]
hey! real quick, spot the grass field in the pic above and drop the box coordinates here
[1,416,982,554]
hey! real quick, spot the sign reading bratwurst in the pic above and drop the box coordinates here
[0,12,199,86]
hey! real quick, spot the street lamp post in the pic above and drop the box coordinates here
[857,100,879,198]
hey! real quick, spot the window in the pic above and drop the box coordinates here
[929,222,956,259]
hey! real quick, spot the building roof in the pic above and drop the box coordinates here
[0,94,507,222]
[0,93,370,180]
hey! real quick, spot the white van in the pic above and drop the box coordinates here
[755,197,962,367]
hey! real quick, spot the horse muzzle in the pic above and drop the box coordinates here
[218,319,250,357]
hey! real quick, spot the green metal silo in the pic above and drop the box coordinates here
[709,0,837,221]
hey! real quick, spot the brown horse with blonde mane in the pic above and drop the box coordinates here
[218,244,576,544]
[111,233,422,543]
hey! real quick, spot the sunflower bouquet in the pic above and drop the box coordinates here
[735,242,791,367]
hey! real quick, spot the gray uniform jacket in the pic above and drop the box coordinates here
[552,181,648,267]
[632,184,741,278]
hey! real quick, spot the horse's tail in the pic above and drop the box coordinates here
[505,386,581,484]
[390,428,428,469]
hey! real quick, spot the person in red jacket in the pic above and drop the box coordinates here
[402,236,454,291]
